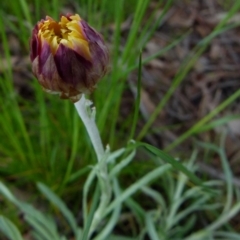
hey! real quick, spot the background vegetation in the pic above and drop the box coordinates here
[0,0,240,239]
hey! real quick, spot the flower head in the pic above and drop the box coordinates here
[30,14,109,102]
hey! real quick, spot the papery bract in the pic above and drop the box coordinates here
[30,14,109,102]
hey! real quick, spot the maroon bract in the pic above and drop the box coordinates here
[30,14,109,102]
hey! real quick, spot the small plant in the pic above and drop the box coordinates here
[1,146,240,239]
[1,1,240,239]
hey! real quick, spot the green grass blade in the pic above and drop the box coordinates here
[138,0,173,49]
[145,213,160,240]
[186,201,240,240]
[214,231,240,240]
[219,134,233,213]
[166,88,240,151]
[104,164,171,217]
[112,0,124,70]
[37,182,80,238]
[122,0,149,62]
[137,0,240,141]
[83,167,97,227]
[67,166,90,184]
[0,182,59,240]
[194,115,240,133]
[94,178,121,240]
[62,111,80,185]
[0,216,23,240]
[197,137,233,214]
[109,149,136,178]
[141,186,166,211]
[125,197,146,226]
[19,0,32,26]
[129,51,142,140]
[82,184,100,240]
[24,215,60,240]
[138,142,205,189]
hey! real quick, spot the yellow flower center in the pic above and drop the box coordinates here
[38,14,91,60]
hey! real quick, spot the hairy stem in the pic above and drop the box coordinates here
[74,95,104,162]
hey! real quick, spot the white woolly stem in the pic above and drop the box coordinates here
[74,95,104,162]
[75,95,111,237]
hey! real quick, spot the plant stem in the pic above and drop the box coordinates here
[75,95,112,237]
[74,95,104,162]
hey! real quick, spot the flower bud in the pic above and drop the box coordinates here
[30,14,109,102]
